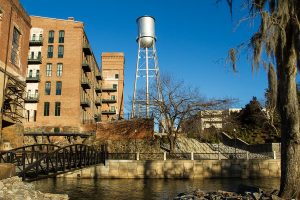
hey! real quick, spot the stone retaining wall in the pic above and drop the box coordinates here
[0,164,16,180]
[58,159,280,179]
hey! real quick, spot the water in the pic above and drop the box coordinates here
[33,178,280,200]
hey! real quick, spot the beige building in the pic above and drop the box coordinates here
[0,0,31,148]
[24,16,101,133]
[101,52,124,121]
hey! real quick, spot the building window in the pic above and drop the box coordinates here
[45,81,51,95]
[0,8,3,21]
[48,30,54,43]
[11,27,21,66]
[47,45,53,58]
[59,30,65,43]
[44,102,50,116]
[27,110,29,122]
[39,34,42,41]
[113,84,117,89]
[56,81,62,95]
[32,34,36,41]
[36,69,40,78]
[57,63,63,76]
[111,106,115,111]
[111,95,116,100]
[29,70,32,77]
[115,74,119,79]
[55,102,61,116]
[34,110,37,122]
[46,63,52,76]
[58,45,64,58]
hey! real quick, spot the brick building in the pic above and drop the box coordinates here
[101,52,124,121]
[24,16,102,133]
[0,0,31,148]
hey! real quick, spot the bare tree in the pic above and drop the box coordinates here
[226,1,300,198]
[140,74,234,152]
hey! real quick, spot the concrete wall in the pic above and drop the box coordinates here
[220,132,280,154]
[58,159,280,179]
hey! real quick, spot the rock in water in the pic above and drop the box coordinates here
[0,176,69,200]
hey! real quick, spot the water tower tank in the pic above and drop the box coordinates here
[136,16,156,48]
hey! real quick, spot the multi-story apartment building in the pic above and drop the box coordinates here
[24,16,101,133]
[0,0,31,147]
[101,52,124,121]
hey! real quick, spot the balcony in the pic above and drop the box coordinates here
[95,85,102,93]
[26,75,40,83]
[80,98,90,107]
[95,72,102,80]
[83,43,92,55]
[82,60,91,72]
[102,98,117,104]
[28,56,42,64]
[102,87,117,92]
[29,38,43,46]
[102,110,116,115]
[25,94,39,103]
[95,98,102,106]
[94,114,101,122]
[81,75,91,89]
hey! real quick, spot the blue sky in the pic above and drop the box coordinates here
[20,0,268,110]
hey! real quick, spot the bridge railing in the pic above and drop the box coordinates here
[1,144,106,181]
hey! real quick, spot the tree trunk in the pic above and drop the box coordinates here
[277,23,300,198]
[168,135,175,153]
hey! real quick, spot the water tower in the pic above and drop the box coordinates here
[131,16,163,118]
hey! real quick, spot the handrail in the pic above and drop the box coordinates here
[17,144,106,181]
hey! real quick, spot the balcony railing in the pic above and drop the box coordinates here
[83,43,92,55]
[82,60,91,72]
[95,98,102,106]
[26,75,40,83]
[102,87,117,92]
[102,98,117,104]
[95,72,102,80]
[81,75,91,89]
[25,94,39,103]
[94,114,101,122]
[28,56,42,64]
[29,38,43,46]
[102,110,116,115]
[80,97,90,107]
[95,85,102,93]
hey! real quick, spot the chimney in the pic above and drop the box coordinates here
[68,17,74,21]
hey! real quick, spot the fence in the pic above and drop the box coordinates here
[106,151,277,161]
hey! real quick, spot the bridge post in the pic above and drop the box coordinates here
[63,149,66,171]
[22,150,25,181]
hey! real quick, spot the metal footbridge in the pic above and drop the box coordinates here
[0,144,106,181]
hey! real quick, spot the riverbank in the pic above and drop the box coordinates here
[174,187,283,200]
[0,176,69,200]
